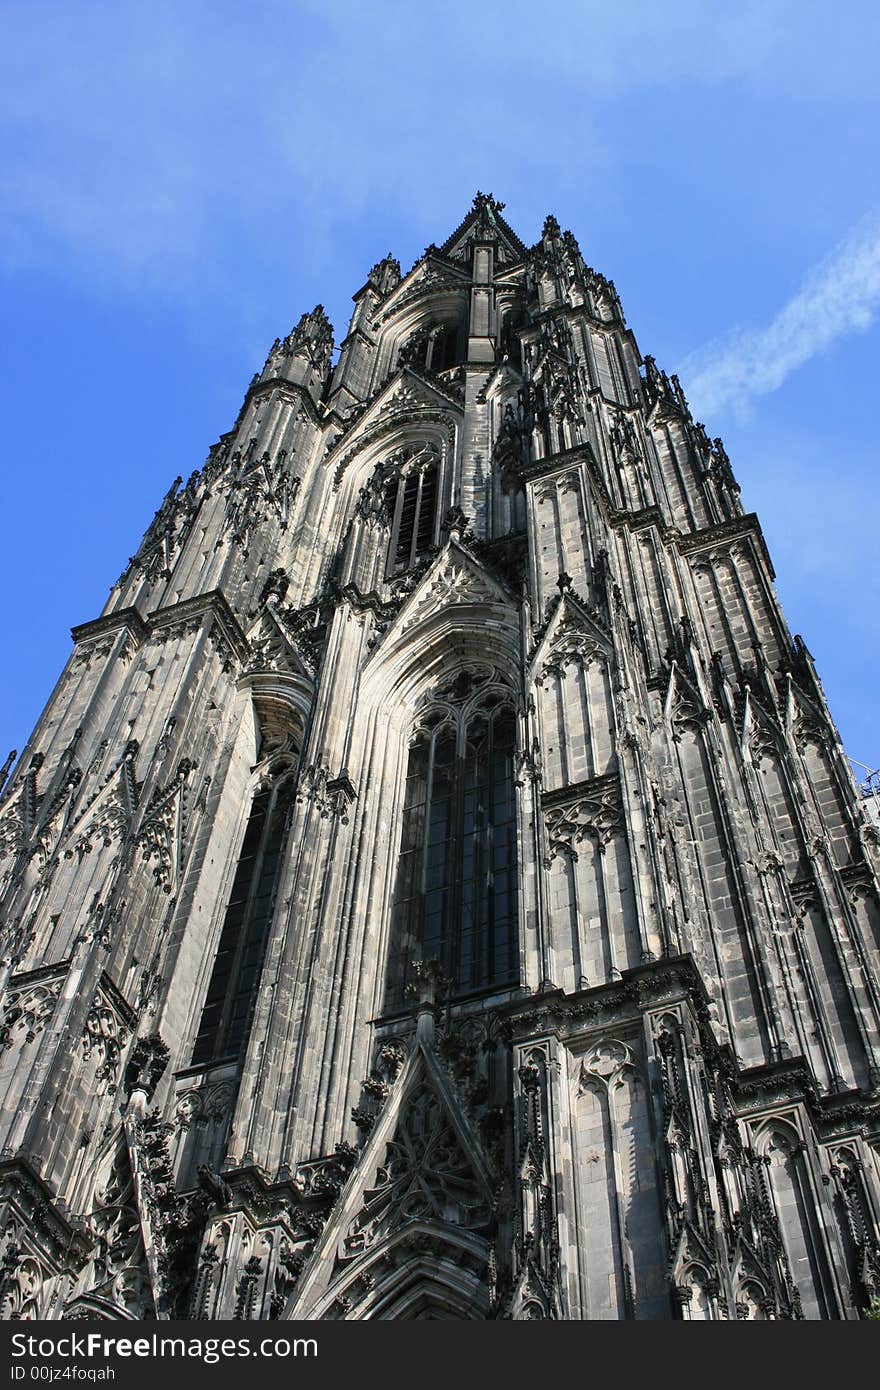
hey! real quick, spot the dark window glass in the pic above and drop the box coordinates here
[500,309,524,370]
[192,779,293,1065]
[394,472,420,568]
[384,691,518,1011]
[387,451,439,574]
[429,325,459,371]
[416,467,437,552]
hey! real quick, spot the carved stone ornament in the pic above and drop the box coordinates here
[296,765,356,822]
[0,968,65,1051]
[137,758,194,895]
[123,1033,169,1102]
[576,1038,636,1091]
[220,449,300,556]
[343,1082,491,1257]
[538,617,606,682]
[82,987,131,1087]
[793,705,828,753]
[544,774,624,858]
[175,1079,236,1130]
[0,1240,51,1320]
[400,553,506,631]
[69,1144,154,1319]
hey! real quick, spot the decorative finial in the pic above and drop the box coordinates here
[367,254,401,295]
[443,505,469,541]
[473,191,506,220]
[406,959,448,1043]
[0,749,16,794]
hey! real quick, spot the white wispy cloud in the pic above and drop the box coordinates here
[680,219,880,418]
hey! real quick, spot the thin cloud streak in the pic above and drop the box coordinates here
[680,219,880,418]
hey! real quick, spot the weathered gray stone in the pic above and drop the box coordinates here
[0,195,878,1320]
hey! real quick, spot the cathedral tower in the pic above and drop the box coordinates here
[1,195,879,1320]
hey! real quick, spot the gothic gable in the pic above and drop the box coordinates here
[0,779,31,864]
[365,541,515,673]
[331,368,461,490]
[374,256,469,322]
[64,744,140,862]
[503,1256,559,1321]
[64,1136,156,1321]
[662,655,711,740]
[134,759,195,897]
[287,1037,495,1319]
[403,542,511,624]
[439,193,528,266]
[244,603,314,683]
[528,589,613,683]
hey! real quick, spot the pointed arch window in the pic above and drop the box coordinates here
[384,442,440,574]
[384,672,519,1011]
[192,769,294,1065]
[398,322,463,375]
[499,306,525,371]
[427,324,461,372]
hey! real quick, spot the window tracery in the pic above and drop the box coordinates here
[383,440,441,574]
[384,668,519,1010]
[192,762,296,1065]
[398,323,463,375]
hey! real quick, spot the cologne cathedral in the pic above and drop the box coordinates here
[1,195,879,1322]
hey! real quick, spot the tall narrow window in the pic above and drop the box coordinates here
[500,309,524,371]
[385,442,440,574]
[428,325,460,371]
[397,323,462,374]
[384,672,519,1011]
[192,774,293,1065]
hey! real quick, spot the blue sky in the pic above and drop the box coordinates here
[1,0,877,776]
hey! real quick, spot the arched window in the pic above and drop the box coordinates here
[192,769,294,1065]
[384,441,440,574]
[397,323,463,375]
[427,324,461,372]
[384,671,519,1011]
[499,307,525,371]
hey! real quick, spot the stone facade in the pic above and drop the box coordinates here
[1,194,879,1320]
